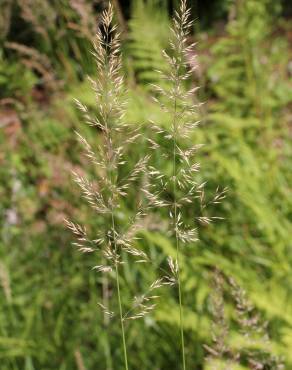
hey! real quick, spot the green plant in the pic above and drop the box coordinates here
[66,4,175,369]
[66,5,132,368]
[3,0,102,84]
[196,3,292,363]
[206,0,288,120]
[205,270,284,369]
[126,0,170,89]
[0,50,36,101]
[147,1,226,368]
[0,0,291,368]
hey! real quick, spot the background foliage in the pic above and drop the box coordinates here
[0,0,291,369]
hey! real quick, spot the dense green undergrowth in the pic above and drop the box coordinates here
[0,0,291,369]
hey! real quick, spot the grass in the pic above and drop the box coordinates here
[0,0,291,368]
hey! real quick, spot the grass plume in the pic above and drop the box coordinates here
[148,1,227,368]
[65,4,139,369]
[66,3,176,368]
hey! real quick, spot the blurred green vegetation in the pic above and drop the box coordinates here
[0,0,291,369]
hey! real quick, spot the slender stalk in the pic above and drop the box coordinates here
[103,142,129,370]
[104,93,129,370]
[101,16,129,368]
[173,81,186,370]
[173,157,186,370]
[109,209,129,370]
[176,249,186,370]
[152,2,226,368]
[115,267,129,370]
[153,0,194,364]
[69,5,153,370]
[102,260,113,370]
[106,118,129,370]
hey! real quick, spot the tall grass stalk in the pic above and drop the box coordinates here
[152,2,198,367]
[65,4,133,368]
[66,4,175,368]
[171,4,191,367]
[172,73,186,370]
[149,1,227,367]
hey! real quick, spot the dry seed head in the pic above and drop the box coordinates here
[66,4,169,335]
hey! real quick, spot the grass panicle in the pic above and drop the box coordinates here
[204,269,234,369]
[148,1,226,368]
[66,3,175,369]
[205,270,284,369]
[229,277,284,369]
